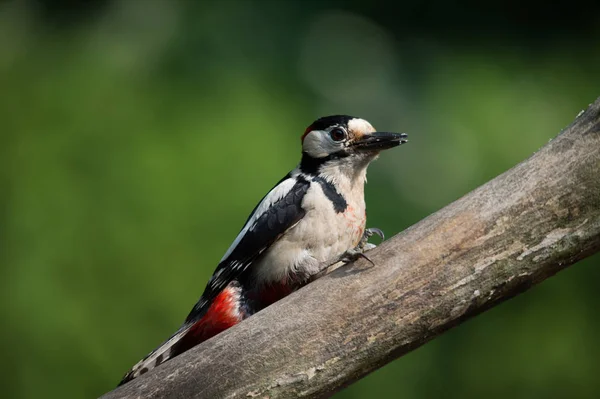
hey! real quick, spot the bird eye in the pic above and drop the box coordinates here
[330,128,347,142]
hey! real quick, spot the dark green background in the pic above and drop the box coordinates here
[1,1,599,398]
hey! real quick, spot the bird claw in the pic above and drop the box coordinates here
[365,227,385,241]
[356,227,385,252]
[338,226,386,266]
[315,227,386,277]
[337,248,375,266]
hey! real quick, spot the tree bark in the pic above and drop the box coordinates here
[102,97,600,399]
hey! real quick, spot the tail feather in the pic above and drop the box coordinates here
[118,283,246,386]
[118,324,192,386]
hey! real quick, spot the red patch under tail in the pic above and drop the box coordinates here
[253,281,295,307]
[175,285,244,354]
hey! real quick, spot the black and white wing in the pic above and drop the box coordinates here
[184,172,310,322]
[118,173,310,385]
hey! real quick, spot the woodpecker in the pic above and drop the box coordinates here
[118,115,407,385]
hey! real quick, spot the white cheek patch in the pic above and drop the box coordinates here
[302,130,339,158]
[348,118,375,136]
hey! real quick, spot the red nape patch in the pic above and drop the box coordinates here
[184,288,243,345]
[301,125,314,143]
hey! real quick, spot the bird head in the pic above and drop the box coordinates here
[299,115,407,175]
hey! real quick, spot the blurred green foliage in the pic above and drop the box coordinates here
[1,1,599,398]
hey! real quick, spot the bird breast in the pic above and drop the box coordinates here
[252,181,366,285]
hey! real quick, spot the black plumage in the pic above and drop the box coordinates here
[312,176,347,213]
[183,175,310,323]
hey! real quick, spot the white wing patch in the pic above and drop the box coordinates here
[219,176,299,263]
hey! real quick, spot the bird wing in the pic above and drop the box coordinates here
[184,172,310,323]
[118,173,310,386]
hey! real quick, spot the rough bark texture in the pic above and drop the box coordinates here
[102,97,600,399]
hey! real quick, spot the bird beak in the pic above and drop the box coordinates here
[352,132,408,151]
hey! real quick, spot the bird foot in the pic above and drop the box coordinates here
[337,227,384,266]
[315,227,385,278]
[337,247,376,266]
[358,227,384,251]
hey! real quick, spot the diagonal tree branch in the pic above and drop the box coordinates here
[102,97,600,399]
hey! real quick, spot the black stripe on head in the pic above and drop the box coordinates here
[312,176,347,213]
[305,115,356,135]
